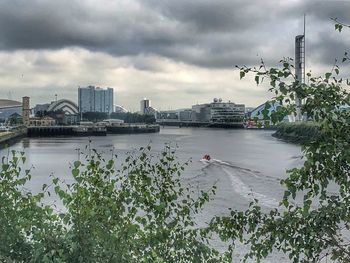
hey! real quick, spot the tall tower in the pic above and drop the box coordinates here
[22,96,30,126]
[294,15,306,122]
[140,98,150,114]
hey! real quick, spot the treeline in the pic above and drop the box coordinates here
[272,122,323,144]
[81,112,156,123]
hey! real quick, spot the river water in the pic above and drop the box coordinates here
[1,127,303,262]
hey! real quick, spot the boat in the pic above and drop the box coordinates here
[201,154,211,162]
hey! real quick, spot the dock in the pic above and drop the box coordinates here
[106,124,160,134]
[26,124,160,137]
[27,126,107,137]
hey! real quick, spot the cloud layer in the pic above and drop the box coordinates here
[0,0,349,109]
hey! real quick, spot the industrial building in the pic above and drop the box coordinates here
[78,86,114,114]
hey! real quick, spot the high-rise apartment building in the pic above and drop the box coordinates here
[140,98,150,114]
[78,86,114,113]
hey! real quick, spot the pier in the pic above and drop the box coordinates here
[27,126,107,137]
[27,124,160,137]
[106,124,160,134]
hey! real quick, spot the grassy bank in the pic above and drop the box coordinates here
[272,122,322,144]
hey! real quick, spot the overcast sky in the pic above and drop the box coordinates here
[0,0,349,110]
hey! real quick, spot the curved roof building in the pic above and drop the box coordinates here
[0,99,22,108]
[114,105,128,113]
[47,99,78,115]
[0,99,22,120]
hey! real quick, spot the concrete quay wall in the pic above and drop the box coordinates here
[0,128,27,147]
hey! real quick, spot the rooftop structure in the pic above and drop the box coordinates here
[114,105,128,113]
[0,99,22,108]
[47,99,79,115]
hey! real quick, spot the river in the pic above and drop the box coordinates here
[0,127,303,262]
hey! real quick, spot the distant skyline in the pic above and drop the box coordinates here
[0,0,349,110]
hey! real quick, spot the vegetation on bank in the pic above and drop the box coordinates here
[82,112,156,124]
[272,122,323,144]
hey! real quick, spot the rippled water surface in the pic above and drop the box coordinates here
[1,127,303,262]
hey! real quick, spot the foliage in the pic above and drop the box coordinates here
[0,151,64,262]
[81,112,156,124]
[0,146,231,262]
[211,39,350,261]
[7,113,22,126]
[273,122,323,144]
[110,112,156,124]
[82,111,108,122]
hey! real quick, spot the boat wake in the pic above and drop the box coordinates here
[200,158,281,208]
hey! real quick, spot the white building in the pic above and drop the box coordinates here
[192,99,245,125]
[78,86,114,114]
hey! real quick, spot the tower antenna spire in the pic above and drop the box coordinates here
[303,13,306,84]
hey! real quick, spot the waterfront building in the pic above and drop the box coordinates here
[78,86,114,114]
[192,99,245,126]
[29,116,56,126]
[156,110,179,123]
[0,99,22,122]
[156,100,245,127]
[192,104,211,123]
[178,109,192,122]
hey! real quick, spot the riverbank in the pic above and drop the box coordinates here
[0,128,27,148]
[272,122,322,144]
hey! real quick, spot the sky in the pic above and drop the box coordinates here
[0,0,349,111]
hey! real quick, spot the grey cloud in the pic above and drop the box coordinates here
[0,0,348,69]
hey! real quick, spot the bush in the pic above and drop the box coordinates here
[273,122,323,144]
[0,147,232,262]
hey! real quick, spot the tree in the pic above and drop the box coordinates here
[110,112,156,124]
[82,112,108,122]
[0,146,232,262]
[211,24,350,262]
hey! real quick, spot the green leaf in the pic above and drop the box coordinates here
[240,71,245,79]
[255,75,259,85]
